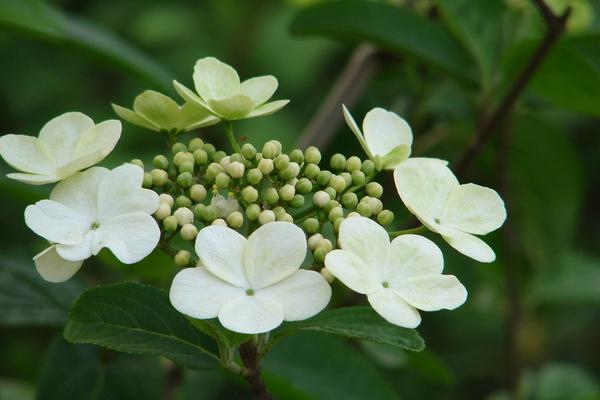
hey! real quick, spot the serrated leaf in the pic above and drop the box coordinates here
[64,282,219,370]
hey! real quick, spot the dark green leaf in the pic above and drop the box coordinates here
[98,356,165,400]
[64,282,219,370]
[275,307,424,351]
[518,363,600,400]
[290,0,475,83]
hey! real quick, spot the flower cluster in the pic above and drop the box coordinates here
[0,57,506,334]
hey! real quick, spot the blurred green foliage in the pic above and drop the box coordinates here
[1,0,599,399]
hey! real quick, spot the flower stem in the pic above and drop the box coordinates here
[239,342,272,400]
[224,121,241,154]
[388,225,426,238]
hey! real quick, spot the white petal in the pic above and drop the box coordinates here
[24,200,88,244]
[393,157,458,228]
[363,108,413,158]
[93,212,160,264]
[96,164,159,222]
[380,144,411,170]
[242,100,290,119]
[337,216,390,271]
[207,95,254,120]
[38,112,94,166]
[169,267,245,319]
[240,76,278,106]
[386,234,443,286]
[55,151,103,180]
[442,230,496,263]
[73,119,121,162]
[342,105,371,158]
[179,102,220,130]
[112,103,159,131]
[324,249,380,294]
[56,231,94,261]
[367,288,421,328]
[195,226,249,288]
[173,80,210,108]
[218,295,283,334]
[6,172,58,185]
[396,274,467,312]
[441,183,506,235]
[257,270,331,321]
[0,134,54,174]
[34,246,83,283]
[193,57,240,100]
[133,90,180,130]
[243,222,307,289]
[50,167,107,221]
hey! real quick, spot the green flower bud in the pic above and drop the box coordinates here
[175,195,192,209]
[304,146,321,164]
[151,169,168,186]
[174,151,194,167]
[289,149,304,164]
[272,206,286,217]
[207,162,224,177]
[130,159,144,169]
[159,193,174,207]
[366,182,383,198]
[351,170,366,186]
[174,250,191,267]
[329,175,346,193]
[324,200,341,214]
[193,203,206,219]
[367,197,383,215]
[316,170,333,186]
[324,187,337,200]
[230,153,243,163]
[190,184,207,202]
[279,163,298,181]
[377,209,394,225]
[202,205,218,222]
[258,158,274,175]
[347,211,361,218]
[357,201,372,217]
[202,143,216,159]
[247,168,263,185]
[277,212,293,223]
[212,218,227,226]
[172,142,187,154]
[361,159,375,176]
[320,267,335,283]
[173,207,194,225]
[180,223,198,240]
[274,154,290,170]
[313,191,330,208]
[178,161,194,174]
[227,211,244,228]
[155,203,171,220]
[242,186,259,203]
[153,155,169,170]
[142,172,153,188]
[219,155,231,170]
[163,216,178,232]
[193,149,208,165]
[303,218,320,234]
[330,153,346,171]
[341,192,358,209]
[333,217,344,232]
[227,161,245,179]
[241,143,257,160]
[262,141,279,159]
[346,156,362,172]
[308,233,323,250]
[176,172,193,188]
[258,209,276,225]
[245,203,261,221]
[340,172,352,187]
[215,172,230,189]
[313,247,327,263]
[317,238,333,252]
[264,187,279,205]
[328,206,343,222]
[188,138,204,152]
[304,163,320,179]
[291,194,305,208]
[295,178,312,194]
[213,151,227,163]
[279,184,296,201]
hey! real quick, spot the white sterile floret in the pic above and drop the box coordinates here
[173,57,289,121]
[325,217,467,328]
[342,105,413,170]
[394,158,507,263]
[25,164,160,282]
[0,112,121,184]
[169,222,332,334]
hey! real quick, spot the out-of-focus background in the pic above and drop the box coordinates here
[1,0,599,399]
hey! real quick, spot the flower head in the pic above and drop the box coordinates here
[25,164,160,282]
[342,105,413,170]
[325,217,467,328]
[394,158,507,262]
[169,222,331,334]
[112,90,220,133]
[0,112,121,184]
[173,57,289,121]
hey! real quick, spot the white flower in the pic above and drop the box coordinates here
[394,158,507,263]
[0,112,121,185]
[25,164,160,282]
[325,217,467,328]
[210,194,240,218]
[342,105,413,170]
[169,222,332,334]
[173,57,289,121]
[112,90,220,133]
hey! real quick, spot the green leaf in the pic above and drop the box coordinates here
[0,0,171,91]
[290,0,475,83]
[518,363,600,400]
[0,254,83,327]
[63,282,219,370]
[275,307,424,351]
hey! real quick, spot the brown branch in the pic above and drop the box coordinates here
[162,363,182,400]
[239,342,272,400]
[453,0,571,178]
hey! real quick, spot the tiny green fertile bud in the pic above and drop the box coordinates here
[174,250,191,267]
[163,216,178,232]
[159,193,174,207]
[155,203,171,220]
[308,233,323,250]
[201,205,218,222]
[313,191,330,208]
[246,204,261,221]
[277,213,293,223]
[130,159,144,169]
[230,153,243,163]
[215,172,230,189]
[241,143,257,159]
[274,154,290,170]
[262,141,279,159]
[227,161,245,179]
[213,151,226,162]
[178,161,194,174]
[247,168,263,185]
[180,223,198,240]
[320,267,335,283]
[264,187,279,205]
[366,182,384,198]
[357,201,372,217]
[291,194,305,208]
[188,138,204,152]
[340,172,352,187]
[151,169,168,186]
[296,178,312,194]
[142,172,153,188]
[304,163,320,179]
[279,184,296,201]
[242,186,259,203]
[346,156,362,172]
[175,195,192,209]
[347,211,361,218]
[361,159,375,176]
[304,146,321,164]
[289,149,304,164]
[258,158,274,175]
[317,238,333,252]
[207,162,224,177]
[212,218,227,226]
[272,206,286,217]
[330,153,346,171]
[258,209,276,225]
[172,142,187,154]
[367,197,383,215]
[279,163,299,181]
[303,218,320,234]
[190,184,207,202]
[341,192,358,209]
[324,187,337,200]
[153,155,169,170]
[316,170,333,186]
[313,247,327,263]
[324,200,341,214]
[174,151,194,167]
[227,211,244,228]
[351,170,366,186]
[377,209,394,225]
[176,172,193,188]
[333,216,344,232]
[193,149,208,165]
[329,175,346,193]
[202,143,216,159]
[328,206,343,222]
[193,203,206,219]
[173,207,194,225]
[219,156,231,170]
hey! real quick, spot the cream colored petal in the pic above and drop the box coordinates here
[324,249,380,294]
[73,119,121,164]
[386,234,443,286]
[50,167,107,221]
[38,112,94,166]
[173,80,209,108]
[178,102,220,130]
[0,134,55,174]
[342,105,372,159]
[133,90,180,130]
[363,107,413,158]
[367,288,421,328]
[396,274,467,312]
[380,144,411,170]
[241,100,290,119]
[112,103,159,131]
[442,229,496,263]
[6,172,58,185]
[56,231,94,261]
[24,200,88,244]
[240,75,278,106]
[54,151,103,181]
[34,246,84,283]
[193,57,240,100]
[218,295,284,334]
[207,95,254,120]
[244,222,306,289]
[337,216,390,272]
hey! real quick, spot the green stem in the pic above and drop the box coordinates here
[291,205,317,222]
[388,225,427,238]
[224,121,241,154]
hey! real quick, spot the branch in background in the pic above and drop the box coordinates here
[295,44,381,149]
[239,342,272,400]
[453,0,571,178]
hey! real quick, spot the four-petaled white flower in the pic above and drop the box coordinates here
[173,57,289,121]
[170,222,332,334]
[112,90,220,133]
[394,158,507,263]
[343,105,413,170]
[25,164,160,282]
[325,216,467,328]
[0,112,121,185]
